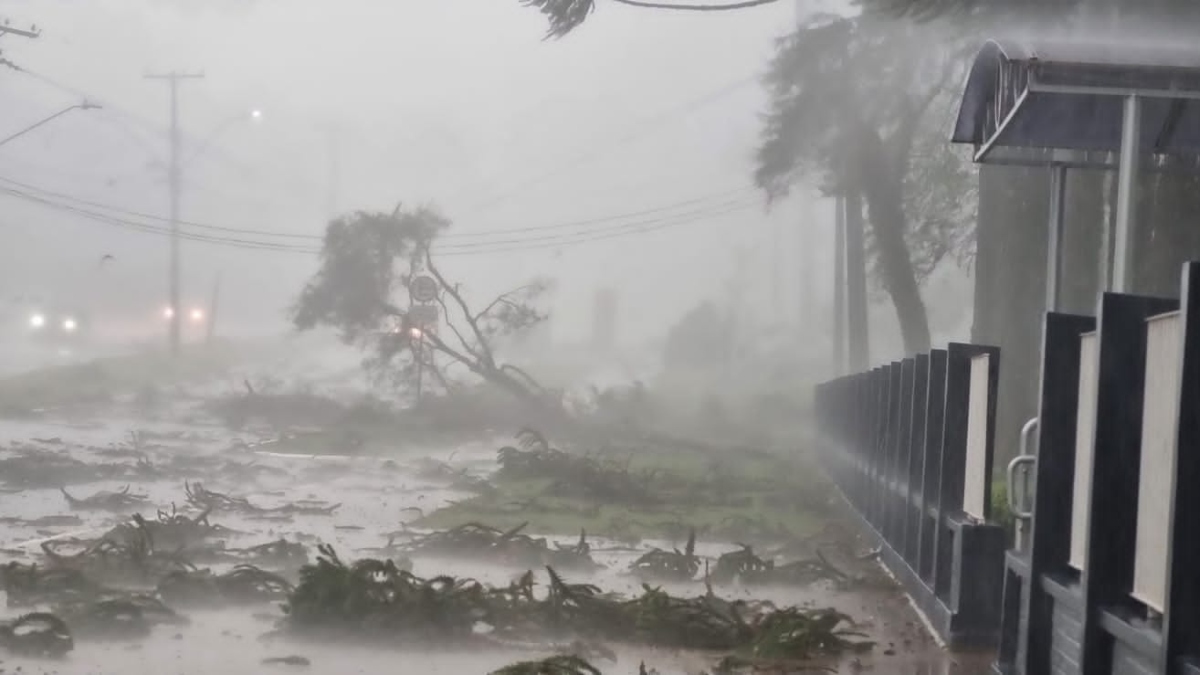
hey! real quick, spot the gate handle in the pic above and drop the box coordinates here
[1006,417,1039,519]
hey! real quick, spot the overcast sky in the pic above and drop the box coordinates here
[0,0,838,345]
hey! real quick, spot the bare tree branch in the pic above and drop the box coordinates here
[436,294,485,364]
[472,284,542,324]
[424,249,497,368]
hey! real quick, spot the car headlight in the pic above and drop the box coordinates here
[62,317,77,332]
[29,313,46,329]
[189,308,204,322]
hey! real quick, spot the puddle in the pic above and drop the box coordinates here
[0,407,989,674]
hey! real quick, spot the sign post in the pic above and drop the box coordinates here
[406,278,438,406]
[410,275,438,304]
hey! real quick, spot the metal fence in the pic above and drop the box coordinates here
[815,342,1007,648]
[993,261,1200,675]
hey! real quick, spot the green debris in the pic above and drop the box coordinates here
[490,654,602,675]
[0,562,107,607]
[184,481,340,517]
[262,655,312,667]
[56,594,187,641]
[0,612,74,657]
[402,521,599,572]
[158,564,294,607]
[60,485,149,511]
[279,545,874,664]
[629,529,700,581]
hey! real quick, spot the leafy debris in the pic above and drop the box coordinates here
[403,522,599,572]
[185,481,340,517]
[491,654,602,675]
[0,612,73,657]
[158,564,294,607]
[60,485,149,511]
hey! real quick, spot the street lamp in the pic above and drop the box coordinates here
[182,108,263,168]
[0,100,102,149]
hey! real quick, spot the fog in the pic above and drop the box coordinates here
[0,0,862,352]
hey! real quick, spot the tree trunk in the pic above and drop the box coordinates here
[856,132,931,355]
[845,189,870,370]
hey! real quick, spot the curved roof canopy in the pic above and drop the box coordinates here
[952,39,1200,168]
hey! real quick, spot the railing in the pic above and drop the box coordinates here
[815,342,1007,648]
[993,261,1200,675]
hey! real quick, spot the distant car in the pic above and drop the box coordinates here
[20,303,91,345]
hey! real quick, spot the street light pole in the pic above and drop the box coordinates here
[0,101,101,149]
[145,70,204,357]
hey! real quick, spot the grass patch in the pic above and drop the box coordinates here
[0,342,246,412]
[414,431,833,544]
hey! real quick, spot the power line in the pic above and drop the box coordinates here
[0,172,755,243]
[444,186,754,238]
[0,182,754,257]
[434,200,754,257]
[436,197,753,250]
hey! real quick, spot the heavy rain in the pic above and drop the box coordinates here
[1,1,1199,674]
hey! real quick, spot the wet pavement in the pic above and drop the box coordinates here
[0,370,995,674]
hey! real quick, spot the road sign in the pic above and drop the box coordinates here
[410,275,438,303]
[408,303,439,327]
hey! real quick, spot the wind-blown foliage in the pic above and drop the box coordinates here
[281,544,873,661]
[755,13,973,352]
[292,205,556,404]
[293,206,447,344]
[521,0,786,39]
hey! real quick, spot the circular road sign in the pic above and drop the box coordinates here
[410,275,438,303]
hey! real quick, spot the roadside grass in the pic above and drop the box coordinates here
[0,342,248,412]
[414,443,833,544]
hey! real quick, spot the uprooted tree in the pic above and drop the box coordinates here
[291,205,561,411]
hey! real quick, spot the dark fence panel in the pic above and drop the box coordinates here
[816,342,1005,648]
[990,261,1200,675]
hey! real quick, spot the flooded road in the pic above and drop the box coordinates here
[0,372,993,674]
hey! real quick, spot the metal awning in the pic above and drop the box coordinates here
[952,39,1200,168]
[951,38,1200,297]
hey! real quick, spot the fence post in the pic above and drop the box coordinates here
[1008,312,1096,675]
[906,353,930,567]
[918,349,947,584]
[1165,262,1200,670]
[1078,293,1177,674]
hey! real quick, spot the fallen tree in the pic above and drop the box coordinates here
[292,205,562,416]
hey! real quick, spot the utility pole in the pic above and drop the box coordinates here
[326,124,340,223]
[206,272,221,345]
[145,70,204,356]
[833,195,846,374]
[799,199,816,328]
[0,20,40,70]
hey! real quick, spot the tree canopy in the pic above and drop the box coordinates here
[292,206,556,406]
[754,13,973,353]
[521,0,785,39]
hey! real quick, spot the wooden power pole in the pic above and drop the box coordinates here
[145,70,204,357]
